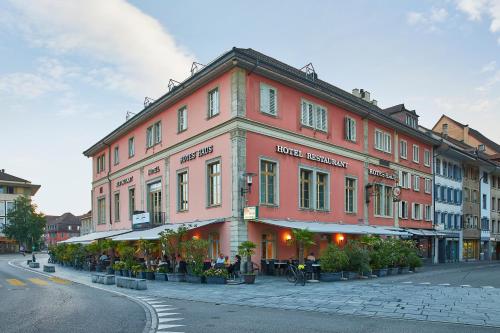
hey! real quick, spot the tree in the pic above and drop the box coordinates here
[101,239,119,266]
[136,238,159,271]
[184,238,209,276]
[288,228,316,264]
[4,196,46,251]
[238,241,256,273]
[159,225,189,273]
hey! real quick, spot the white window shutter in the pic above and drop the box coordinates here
[308,104,314,126]
[351,119,356,141]
[344,117,349,140]
[301,101,307,125]
[398,170,403,186]
[260,85,270,113]
[269,88,276,115]
[321,108,326,131]
[398,201,402,218]
[411,203,415,219]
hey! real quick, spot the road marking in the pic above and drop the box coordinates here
[418,282,431,285]
[157,313,180,317]
[28,278,48,286]
[153,304,175,309]
[49,277,71,285]
[6,279,26,286]
[460,284,472,288]
[158,318,184,323]
[157,324,185,330]
[402,281,413,284]
[482,286,494,289]
[438,283,451,286]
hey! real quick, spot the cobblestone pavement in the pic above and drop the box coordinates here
[16,257,500,329]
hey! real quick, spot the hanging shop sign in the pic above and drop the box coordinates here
[243,206,259,220]
[116,176,133,187]
[368,168,396,180]
[148,166,160,175]
[275,145,348,168]
[180,145,214,164]
[132,212,150,225]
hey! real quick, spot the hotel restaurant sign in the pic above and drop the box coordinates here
[276,145,348,168]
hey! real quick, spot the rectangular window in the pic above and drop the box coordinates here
[424,149,430,166]
[207,160,221,206]
[316,172,328,210]
[344,117,356,142]
[374,184,393,217]
[483,194,487,209]
[412,144,420,163]
[299,169,313,209]
[153,121,161,144]
[208,88,220,118]
[400,140,407,159]
[260,84,277,116]
[374,129,391,153]
[114,192,120,222]
[97,197,106,225]
[128,188,135,220]
[345,177,357,213]
[113,146,119,165]
[435,158,441,174]
[424,178,431,194]
[128,137,135,157]
[413,175,420,192]
[425,205,432,221]
[301,100,327,131]
[412,203,422,220]
[177,171,188,211]
[146,126,153,148]
[260,160,277,205]
[178,107,187,132]
[400,171,410,189]
[96,154,105,173]
[493,197,496,211]
[399,201,409,219]
[147,122,162,147]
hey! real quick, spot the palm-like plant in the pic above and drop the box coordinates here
[159,225,189,273]
[238,241,257,273]
[136,238,158,271]
[289,228,316,264]
[101,239,118,265]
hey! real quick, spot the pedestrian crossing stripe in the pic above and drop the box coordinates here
[28,278,49,286]
[48,277,71,285]
[6,279,26,286]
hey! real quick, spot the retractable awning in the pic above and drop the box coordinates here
[111,219,224,241]
[58,229,132,244]
[405,229,448,237]
[255,219,410,236]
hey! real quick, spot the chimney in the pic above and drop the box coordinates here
[362,90,370,102]
[352,88,360,97]
[0,169,4,173]
[371,99,378,106]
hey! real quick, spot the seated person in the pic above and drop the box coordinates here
[228,255,241,275]
[306,252,316,262]
[224,256,230,267]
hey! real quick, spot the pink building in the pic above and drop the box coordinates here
[83,48,439,263]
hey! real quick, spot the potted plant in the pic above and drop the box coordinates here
[184,238,209,283]
[344,240,370,280]
[159,226,189,282]
[131,264,142,278]
[365,237,390,277]
[385,239,399,275]
[287,229,316,265]
[238,241,257,284]
[101,239,118,274]
[319,244,348,282]
[117,242,136,277]
[112,262,125,276]
[408,251,423,272]
[204,268,228,284]
[397,240,413,274]
[136,238,158,280]
[155,266,168,281]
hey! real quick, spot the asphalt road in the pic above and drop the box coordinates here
[140,296,500,333]
[0,254,146,333]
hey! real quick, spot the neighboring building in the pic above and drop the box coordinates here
[0,169,40,253]
[491,172,500,259]
[83,48,440,263]
[80,210,93,236]
[45,213,81,246]
[480,166,491,259]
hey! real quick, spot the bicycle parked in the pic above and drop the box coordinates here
[285,264,306,286]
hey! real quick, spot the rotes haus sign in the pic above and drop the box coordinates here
[368,168,396,180]
[275,145,348,168]
[180,145,214,164]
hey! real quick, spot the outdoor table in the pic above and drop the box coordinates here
[308,263,321,282]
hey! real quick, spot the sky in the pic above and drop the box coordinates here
[1,0,500,216]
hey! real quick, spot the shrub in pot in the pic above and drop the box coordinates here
[204,268,228,284]
[238,241,257,284]
[408,252,423,272]
[319,244,348,282]
[366,237,390,277]
[344,240,370,280]
[159,226,189,282]
[112,262,125,276]
[155,266,168,281]
[184,238,210,283]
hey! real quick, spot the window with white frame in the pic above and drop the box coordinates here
[424,178,431,194]
[96,154,105,173]
[208,88,220,118]
[344,117,356,142]
[299,168,329,210]
[177,171,188,211]
[299,168,313,209]
[400,140,407,159]
[399,200,409,219]
[113,146,119,165]
[374,184,393,217]
[345,177,357,213]
[207,160,221,206]
[316,172,328,210]
[178,107,187,132]
[412,144,420,163]
[301,100,327,131]
[260,83,277,116]
[260,160,277,205]
[400,171,410,189]
[412,203,423,220]
[128,137,135,157]
[424,149,431,166]
[97,197,106,225]
[425,205,432,221]
[147,121,161,148]
[413,175,420,191]
[114,192,120,222]
[375,129,391,153]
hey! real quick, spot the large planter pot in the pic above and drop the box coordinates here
[106,267,114,275]
[166,273,186,282]
[186,275,203,283]
[410,266,422,273]
[115,269,123,276]
[387,267,397,276]
[361,269,372,278]
[319,271,343,282]
[398,266,410,274]
[372,268,388,277]
[206,276,227,284]
[155,272,168,281]
[121,269,129,277]
[243,274,256,284]
[139,271,155,280]
[345,271,359,280]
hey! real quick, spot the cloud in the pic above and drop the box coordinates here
[406,7,448,31]
[481,60,497,72]
[456,0,500,41]
[7,0,195,99]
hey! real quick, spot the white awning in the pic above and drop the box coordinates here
[256,219,409,236]
[58,229,132,244]
[111,219,224,241]
[405,229,446,237]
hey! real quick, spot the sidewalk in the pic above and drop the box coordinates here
[16,256,500,328]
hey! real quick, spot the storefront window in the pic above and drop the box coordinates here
[463,240,478,260]
[148,181,162,224]
[261,233,276,259]
[208,232,219,259]
[260,160,277,205]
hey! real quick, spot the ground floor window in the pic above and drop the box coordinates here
[463,240,479,260]
[208,232,219,260]
[261,232,276,259]
[148,181,162,224]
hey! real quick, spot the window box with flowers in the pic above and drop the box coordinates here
[204,268,228,284]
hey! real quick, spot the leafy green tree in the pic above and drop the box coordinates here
[159,225,189,272]
[238,240,257,273]
[184,238,209,276]
[288,228,316,264]
[4,196,46,250]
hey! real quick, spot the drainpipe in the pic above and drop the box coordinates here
[104,142,112,228]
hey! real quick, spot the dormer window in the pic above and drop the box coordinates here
[405,114,417,128]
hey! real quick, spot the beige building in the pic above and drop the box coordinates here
[491,173,500,259]
[0,169,41,253]
[80,210,93,236]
